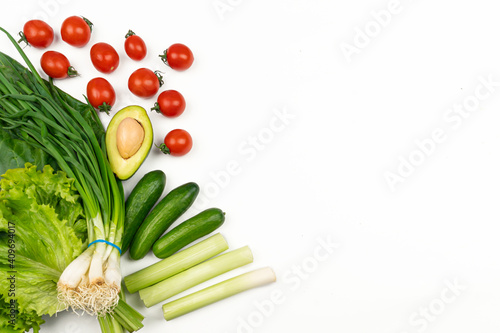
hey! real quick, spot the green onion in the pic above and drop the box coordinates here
[0,27,125,316]
[100,286,143,332]
[139,245,253,307]
[124,233,228,294]
[162,267,276,320]
[111,299,144,332]
[97,314,123,333]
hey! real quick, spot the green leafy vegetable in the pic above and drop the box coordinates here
[0,26,125,318]
[0,50,104,176]
[0,163,86,332]
[0,129,56,176]
[0,295,44,333]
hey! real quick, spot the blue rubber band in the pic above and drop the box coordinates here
[88,239,122,255]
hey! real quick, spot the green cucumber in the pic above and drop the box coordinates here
[129,182,199,260]
[122,170,166,253]
[153,208,225,259]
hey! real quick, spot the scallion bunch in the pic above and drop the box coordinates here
[0,27,125,317]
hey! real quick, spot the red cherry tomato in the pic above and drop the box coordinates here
[20,20,54,48]
[128,68,162,98]
[61,16,92,47]
[86,77,116,114]
[40,51,77,79]
[124,30,147,61]
[160,43,194,71]
[90,42,119,73]
[152,90,186,118]
[158,129,193,156]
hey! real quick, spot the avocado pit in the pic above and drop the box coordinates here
[105,105,153,180]
[116,117,145,159]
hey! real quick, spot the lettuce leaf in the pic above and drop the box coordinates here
[0,295,44,333]
[0,164,86,332]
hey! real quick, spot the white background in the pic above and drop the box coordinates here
[1,0,500,332]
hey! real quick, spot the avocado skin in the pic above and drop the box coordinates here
[105,105,153,180]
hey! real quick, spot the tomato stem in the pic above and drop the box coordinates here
[98,102,112,115]
[67,66,79,78]
[17,31,28,46]
[158,50,169,67]
[82,16,94,33]
[151,102,162,114]
[154,70,164,87]
[125,30,136,38]
[155,143,171,155]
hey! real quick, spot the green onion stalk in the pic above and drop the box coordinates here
[0,27,125,317]
[99,288,144,333]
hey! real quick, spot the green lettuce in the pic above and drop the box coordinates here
[0,164,86,332]
[0,295,44,333]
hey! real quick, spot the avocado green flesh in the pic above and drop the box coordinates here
[105,105,153,180]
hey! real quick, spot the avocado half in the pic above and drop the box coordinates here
[105,105,153,180]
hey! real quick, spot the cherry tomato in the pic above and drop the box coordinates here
[151,90,186,118]
[61,16,92,47]
[90,42,119,74]
[128,68,163,98]
[86,77,116,114]
[158,129,193,156]
[40,51,77,79]
[124,30,147,61]
[160,43,194,71]
[20,20,54,48]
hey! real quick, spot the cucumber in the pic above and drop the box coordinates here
[121,170,166,253]
[129,182,199,260]
[152,208,225,259]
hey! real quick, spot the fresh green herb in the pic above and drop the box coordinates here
[0,50,103,175]
[0,26,125,317]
